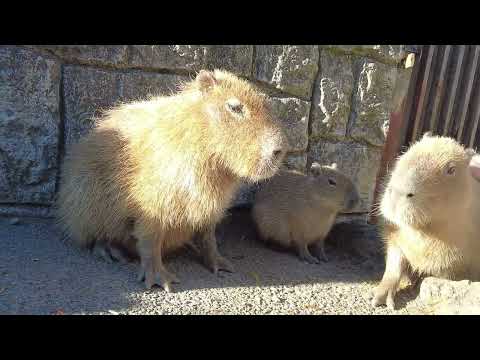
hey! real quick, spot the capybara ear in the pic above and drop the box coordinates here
[196,70,217,93]
[469,153,480,182]
[466,148,477,160]
[422,131,433,139]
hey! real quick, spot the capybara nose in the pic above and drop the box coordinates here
[390,185,413,200]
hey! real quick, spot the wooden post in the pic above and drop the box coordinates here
[368,50,420,225]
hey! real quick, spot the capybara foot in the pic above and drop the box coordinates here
[92,244,115,263]
[137,260,180,293]
[298,245,320,264]
[371,284,397,310]
[311,243,329,262]
[205,253,235,275]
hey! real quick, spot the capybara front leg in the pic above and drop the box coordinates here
[371,244,407,310]
[297,243,320,264]
[134,223,179,292]
[311,238,329,262]
[199,226,234,275]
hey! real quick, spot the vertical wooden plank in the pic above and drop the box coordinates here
[457,46,480,142]
[398,51,423,151]
[443,45,466,135]
[368,52,418,224]
[469,47,480,148]
[429,45,451,132]
[411,45,436,141]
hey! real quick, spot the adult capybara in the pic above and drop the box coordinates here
[57,70,287,292]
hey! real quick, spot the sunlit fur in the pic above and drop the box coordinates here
[252,163,360,251]
[56,69,286,258]
[379,134,480,279]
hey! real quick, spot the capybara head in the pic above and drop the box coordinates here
[309,162,360,212]
[186,69,287,182]
[381,132,476,228]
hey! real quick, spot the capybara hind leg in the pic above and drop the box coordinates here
[311,238,328,262]
[92,243,115,263]
[199,226,234,275]
[107,245,132,264]
[297,243,320,264]
[371,244,407,310]
[134,223,179,292]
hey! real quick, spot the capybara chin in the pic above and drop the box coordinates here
[57,69,287,292]
[252,162,360,264]
[372,132,480,309]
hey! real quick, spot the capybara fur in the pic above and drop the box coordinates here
[57,69,287,291]
[372,132,480,309]
[251,162,360,263]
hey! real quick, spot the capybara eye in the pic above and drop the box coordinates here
[226,98,244,115]
[447,165,456,175]
[328,178,337,186]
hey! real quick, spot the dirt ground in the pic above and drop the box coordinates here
[0,209,427,315]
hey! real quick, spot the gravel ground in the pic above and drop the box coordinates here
[0,209,426,315]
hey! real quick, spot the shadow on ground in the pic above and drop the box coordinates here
[0,209,420,314]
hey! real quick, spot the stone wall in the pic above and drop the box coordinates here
[0,45,410,218]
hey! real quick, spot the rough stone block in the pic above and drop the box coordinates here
[119,71,186,102]
[419,277,480,315]
[63,66,185,147]
[128,45,254,77]
[203,45,253,77]
[254,45,319,98]
[267,97,310,152]
[0,46,61,205]
[310,51,354,140]
[323,45,406,65]
[29,45,128,67]
[0,204,53,219]
[128,45,207,71]
[349,58,397,147]
[63,66,120,146]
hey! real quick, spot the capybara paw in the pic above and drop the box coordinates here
[206,254,235,275]
[371,286,396,310]
[92,244,115,263]
[137,267,179,293]
[299,252,321,265]
[311,243,329,263]
[312,250,329,263]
